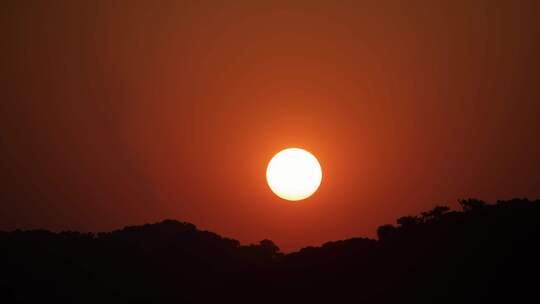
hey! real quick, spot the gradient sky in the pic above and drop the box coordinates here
[2,0,539,251]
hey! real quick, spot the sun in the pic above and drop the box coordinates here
[266,148,322,201]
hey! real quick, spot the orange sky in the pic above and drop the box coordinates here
[2,0,540,251]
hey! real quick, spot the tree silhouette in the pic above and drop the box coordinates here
[396,215,421,227]
[377,224,397,240]
[458,198,487,211]
[2,198,539,304]
[420,205,450,221]
[259,239,280,256]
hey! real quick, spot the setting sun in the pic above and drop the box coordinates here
[266,148,322,201]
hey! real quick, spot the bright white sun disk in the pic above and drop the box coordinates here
[266,148,322,201]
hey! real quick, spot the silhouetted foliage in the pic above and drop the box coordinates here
[377,224,397,240]
[420,205,450,221]
[458,198,487,211]
[259,239,280,255]
[396,215,421,227]
[2,198,540,304]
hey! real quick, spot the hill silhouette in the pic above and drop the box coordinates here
[2,198,539,303]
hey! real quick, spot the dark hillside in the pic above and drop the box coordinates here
[2,198,539,303]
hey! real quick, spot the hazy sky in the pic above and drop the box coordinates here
[2,0,539,251]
